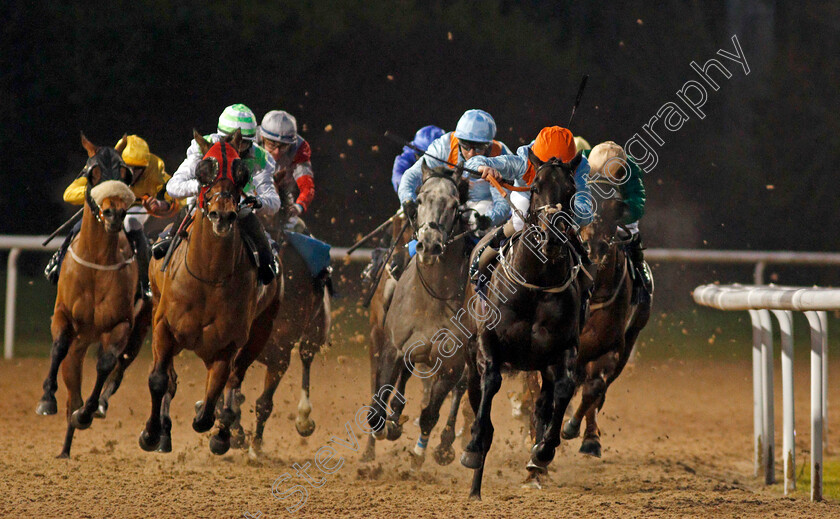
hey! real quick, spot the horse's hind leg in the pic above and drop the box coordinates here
[295,341,318,437]
[362,323,385,462]
[71,323,131,430]
[251,364,285,459]
[414,366,464,468]
[382,357,411,441]
[36,311,73,416]
[58,345,85,458]
[98,299,152,418]
[366,344,401,440]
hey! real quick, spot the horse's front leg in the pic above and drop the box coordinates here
[461,334,503,500]
[413,364,463,469]
[139,321,176,451]
[383,356,411,441]
[524,368,555,487]
[57,345,86,458]
[71,322,130,430]
[432,367,468,466]
[36,308,74,416]
[367,343,401,440]
[531,351,577,469]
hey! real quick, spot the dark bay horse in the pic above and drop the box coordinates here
[560,172,652,457]
[460,153,585,499]
[365,161,472,469]
[139,130,281,455]
[36,134,152,458]
[236,209,331,457]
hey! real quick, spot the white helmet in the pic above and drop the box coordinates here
[260,110,298,144]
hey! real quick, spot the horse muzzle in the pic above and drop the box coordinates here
[101,208,126,233]
[208,210,237,236]
[415,234,445,265]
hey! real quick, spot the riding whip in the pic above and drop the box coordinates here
[568,74,589,127]
[362,218,410,308]
[347,213,397,255]
[43,208,84,246]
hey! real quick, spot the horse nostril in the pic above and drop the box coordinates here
[430,243,443,256]
[415,241,425,252]
[208,211,219,220]
[102,208,113,219]
[223,212,236,224]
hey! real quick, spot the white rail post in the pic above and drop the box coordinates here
[757,309,775,484]
[4,247,21,360]
[747,309,764,477]
[771,309,795,493]
[804,311,824,501]
[818,311,828,448]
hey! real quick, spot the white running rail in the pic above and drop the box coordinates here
[693,283,834,501]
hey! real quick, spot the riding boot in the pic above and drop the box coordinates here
[126,229,151,300]
[470,222,511,281]
[626,232,652,304]
[239,211,279,285]
[44,220,82,285]
[362,248,386,284]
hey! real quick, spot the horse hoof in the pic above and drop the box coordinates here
[561,418,580,440]
[36,398,58,416]
[410,451,425,471]
[138,430,160,452]
[468,492,482,501]
[192,414,214,433]
[156,435,172,453]
[385,420,402,441]
[295,418,316,437]
[360,449,376,463]
[460,450,483,470]
[94,401,108,419]
[433,444,456,466]
[521,468,544,489]
[194,400,204,414]
[56,451,70,459]
[209,434,231,455]
[530,443,555,466]
[372,427,387,441]
[579,438,602,458]
[70,409,93,430]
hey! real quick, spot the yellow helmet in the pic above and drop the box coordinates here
[120,135,150,167]
[573,135,592,152]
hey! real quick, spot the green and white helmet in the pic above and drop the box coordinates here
[217,103,258,141]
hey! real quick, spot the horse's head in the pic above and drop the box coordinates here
[580,142,631,267]
[194,129,250,236]
[526,149,580,257]
[414,160,467,264]
[80,133,136,233]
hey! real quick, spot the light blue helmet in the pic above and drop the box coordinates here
[454,109,496,143]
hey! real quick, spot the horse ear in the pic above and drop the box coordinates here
[194,129,212,155]
[230,129,242,153]
[420,158,434,181]
[81,132,98,158]
[115,134,128,153]
[528,148,544,169]
[568,152,583,172]
[231,158,250,188]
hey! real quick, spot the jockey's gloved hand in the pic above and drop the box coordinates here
[475,215,493,231]
[241,196,263,210]
[402,200,418,223]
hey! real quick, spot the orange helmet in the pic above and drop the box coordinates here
[531,126,576,163]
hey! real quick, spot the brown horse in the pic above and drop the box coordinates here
[560,182,652,457]
[36,134,152,458]
[138,130,281,455]
[234,209,331,457]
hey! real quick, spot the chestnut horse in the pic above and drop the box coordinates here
[460,154,585,499]
[560,177,652,457]
[138,130,281,455]
[36,134,152,458]
[234,209,331,457]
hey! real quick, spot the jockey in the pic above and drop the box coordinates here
[165,104,282,285]
[392,125,445,193]
[258,110,314,231]
[44,134,180,299]
[398,109,513,236]
[583,140,650,303]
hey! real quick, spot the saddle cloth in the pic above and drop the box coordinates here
[284,231,331,277]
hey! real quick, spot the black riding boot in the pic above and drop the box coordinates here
[626,232,652,304]
[469,225,507,281]
[44,220,82,285]
[126,229,151,300]
[239,211,279,285]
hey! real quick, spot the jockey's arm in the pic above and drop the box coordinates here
[572,156,594,226]
[464,154,527,185]
[292,162,314,214]
[167,139,203,200]
[397,135,449,204]
[392,148,416,193]
[621,158,646,224]
[250,153,282,216]
[62,177,88,205]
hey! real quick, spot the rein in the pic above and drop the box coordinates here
[498,230,582,293]
[589,255,629,311]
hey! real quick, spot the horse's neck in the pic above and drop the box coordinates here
[511,235,568,282]
[186,212,241,278]
[77,204,120,262]
[596,246,625,293]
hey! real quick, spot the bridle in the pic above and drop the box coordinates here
[413,172,472,250]
[81,148,134,223]
[197,141,247,214]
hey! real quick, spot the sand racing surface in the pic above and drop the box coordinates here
[1,351,838,518]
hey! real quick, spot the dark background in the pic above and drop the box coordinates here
[2,0,838,302]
